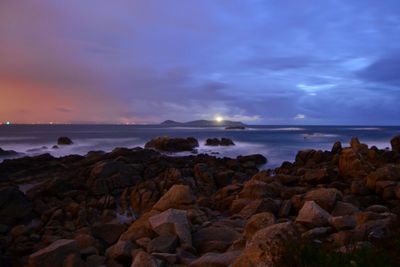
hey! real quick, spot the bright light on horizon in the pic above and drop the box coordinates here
[215,116,223,123]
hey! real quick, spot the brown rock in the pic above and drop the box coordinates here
[106,240,133,262]
[329,216,356,230]
[190,250,241,267]
[233,222,298,267]
[131,251,160,267]
[296,201,331,228]
[366,165,400,190]
[331,201,359,216]
[148,209,192,246]
[339,148,368,178]
[120,210,158,241]
[193,226,240,253]
[147,234,178,253]
[303,168,330,184]
[152,185,195,211]
[92,221,126,245]
[391,135,400,152]
[244,212,276,240]
[239,198,278,218]
[144,136,199,152]
[304,188,342,212]
[28,239,79,267]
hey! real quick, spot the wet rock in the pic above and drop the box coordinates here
[233,222,298,267]
[205,138,235,146]
[147,234,178,253]
[390,135,400,153]
[148,209,192,246]
[0,186,32,226]
[28,239,79,267]
[237,154,267,165]
[145,137,199,152]
[190,250,242,267]
[57,137,73,145]
[152,184,195,211]
[296,201,331,228]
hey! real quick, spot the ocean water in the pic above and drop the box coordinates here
[0,125,399,167]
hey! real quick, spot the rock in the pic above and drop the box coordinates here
[92,222,126,245]
[106,240,133,262]
[63,254,87,267]
[0,148,18,157]
[304,188,342,212]
[148,209,192,246]
[28,239,79,267]
[331,201,359,216]
[144,137,199,152]
[296,201,331,228]
[331,141,342,154]
[302,227,333,240]
[147,234,178,253]
[152,185,195,211]
[120,211,158,241]
[0,186,32,226]
[366,165,400,190]
[239,198,278,218]
[57,137,73,145]
[131,251,160,267]
[390,135,400,152]
[86,255,106,266]
[365,205,389,214]
[339,148,368,178]
[205,138,235,146]
[303,168,330,184]
[152,253,177,264]
[193,226,240,253]
[237,154,267,165]
[190,251,242,267]
[244,212,276,240]
[233,222,298,267]
[329,216,356,230]
[225,126,246,130]
[351,179,370,195]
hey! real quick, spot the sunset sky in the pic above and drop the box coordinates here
[1,0,400,124]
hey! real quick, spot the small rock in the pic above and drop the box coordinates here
[57,137,73,145]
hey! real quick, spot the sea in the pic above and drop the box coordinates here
[0,125,399,168]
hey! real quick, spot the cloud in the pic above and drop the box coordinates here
[294,114,306,120]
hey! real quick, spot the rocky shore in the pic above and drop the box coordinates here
[1,136,400,266]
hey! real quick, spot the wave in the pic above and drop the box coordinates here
[349,127,382,131]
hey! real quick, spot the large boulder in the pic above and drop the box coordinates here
[296,201,331,228]
[145,137,199,152]
[147,234,178,253]
[148,209,192,246]
[57,137,73,145]
[0,186,32,226]
[237,154,267,165]
[339,148,369,178]
[28,239,80,267]
[205,138,235,146]
[152,185,195,211]
[366,165,400,190]
[390,135,400,153]
[304,188,342,212]
[92,221,126,245]
[233,222,298,267]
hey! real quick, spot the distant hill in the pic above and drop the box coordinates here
[160,119,246,127]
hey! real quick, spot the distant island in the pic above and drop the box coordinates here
[160,119,246,127]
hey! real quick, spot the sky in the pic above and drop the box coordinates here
[1,0,400,125]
